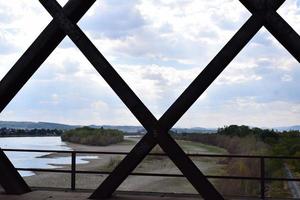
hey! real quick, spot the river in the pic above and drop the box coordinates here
[0,136,98,177]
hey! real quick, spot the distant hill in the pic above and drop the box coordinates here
[0,121,145,133]
[11,121,300,134]
[0,121,77,130]
[0,121,216,134]
[274,125,300,132]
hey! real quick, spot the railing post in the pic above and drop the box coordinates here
[71,152,76,190]
[260,157,265,199]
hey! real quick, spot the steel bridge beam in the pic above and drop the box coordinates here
[0,0,96,194]
[1,0,299,199]
[0,149,30,194]
[40,0,224,199]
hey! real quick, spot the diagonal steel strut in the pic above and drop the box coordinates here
[93,0,285,198]
[0,0,96,194]
[90,0,292,198]
[0,0,96,112]
[0,149,30,194]
[1,0,299,199]
[38,0,298,199]
[240,0,300,62]
[39,0,224,199]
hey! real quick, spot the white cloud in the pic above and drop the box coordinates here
[278,0,300,33]
[1,0,300,127]
[176,97,300,128]
[281,74,293,82]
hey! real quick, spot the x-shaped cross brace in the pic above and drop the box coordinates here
[0,0,300,199]
[39,0,300,199]
[0,0,96,194]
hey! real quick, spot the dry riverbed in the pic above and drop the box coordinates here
[24,137,227,194]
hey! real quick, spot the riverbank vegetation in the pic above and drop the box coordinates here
[0,128,63,137]
[173,125,300,198]
[61,127,124,146]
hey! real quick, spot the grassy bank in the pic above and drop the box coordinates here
[99,140,227,184]
[173,125,299,198]
[61,127,124,146]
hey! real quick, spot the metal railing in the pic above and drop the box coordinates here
[2,148,300,199]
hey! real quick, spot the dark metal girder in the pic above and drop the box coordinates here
[90,13,266,200]
[0,0,96,195]
[39,1,224,199]
[39,0,157,132]
[240,0,300,62]
[240,0,285,12]
[90,0,288,198]
[90,134,157,198]
[0,0,96,112]
[157,14,265,132]
[158,0,285,134]
[264,12,300,62]
[1,0,297,198]
[38,0,294,199]
[0,149,30,194]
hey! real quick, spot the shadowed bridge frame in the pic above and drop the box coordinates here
[0,0,299,199]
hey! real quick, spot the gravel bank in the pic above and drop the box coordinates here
[24,137,227,193]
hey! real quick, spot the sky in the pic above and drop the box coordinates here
[0,0,300,128]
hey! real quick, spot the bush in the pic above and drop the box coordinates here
[61,126,124,146]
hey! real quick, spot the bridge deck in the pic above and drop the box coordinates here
[0,189,281,200]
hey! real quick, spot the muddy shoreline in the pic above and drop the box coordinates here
[24,137,227,193]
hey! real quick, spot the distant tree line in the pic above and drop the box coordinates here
[173,125,300,197]
[173,125,300,153]
[0,128,63,137]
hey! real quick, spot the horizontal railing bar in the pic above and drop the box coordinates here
[3,148,300,159]
[2,148,128,154]
[77,171,183,177]
[17,168,71,173]
[16,168,300,181]
[206,176,300,182]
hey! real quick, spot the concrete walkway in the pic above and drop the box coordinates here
[0,189,285,200]
[284,163,300,198]
[0,190,203,200]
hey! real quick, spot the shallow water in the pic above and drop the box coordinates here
[0,137,98,176]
